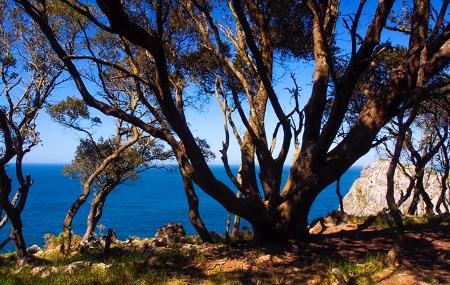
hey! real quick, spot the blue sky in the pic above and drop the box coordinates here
[21,0,437,166]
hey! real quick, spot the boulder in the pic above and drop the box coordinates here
[153,223,186,246]
[63,261,92,274]
[92,262,112,271]
[26,244,41,255]
[343,160,444,216]
[78,237,104,254]
[309,210,350,234]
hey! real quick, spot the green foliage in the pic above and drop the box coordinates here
[268,0,313,59]
[63,135,171,189]
[47,97,101,129]
[48,97,172,190]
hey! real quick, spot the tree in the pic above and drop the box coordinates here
[404,98,449,216]
[48,97,172,254]
[0,3,64,259]
[435,142,450,214]
[14,0,450,243]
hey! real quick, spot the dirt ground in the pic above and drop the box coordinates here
[187,225,450,284]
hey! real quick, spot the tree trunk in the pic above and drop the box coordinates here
[336,176,344,212]
[230,214,241,241]
[182,173,213,243]
[251,190,315,244]
[407,186,421,215]
[436,146,449,214]
[61,184,91,254]
[408,172,434,216]
[230,190,242,241]
[386,141,405,256]
[81,186,112,243]
[397,177,415,208]
[0,166,28,260]
[225,211,231,240]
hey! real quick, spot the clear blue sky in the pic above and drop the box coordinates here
[23,0,433,166]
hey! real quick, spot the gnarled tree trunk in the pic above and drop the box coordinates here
[0,166,27,260]
[81,185,114,243]
[436,146,449,214]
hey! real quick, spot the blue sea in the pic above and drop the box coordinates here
[1,164,361,252]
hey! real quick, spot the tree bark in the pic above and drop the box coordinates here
[386,137,406,254]
[396,176,415,208]
[407,171,435,216]
[0,166,27,260]
[336,176,344,212]
[61,127,140,254]
[61,184,90,254]
[436,146,449,214]
[81,185,113,243]
[230,191,242,241]
[181,172,213,243]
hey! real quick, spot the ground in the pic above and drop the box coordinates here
[0,217,449,285]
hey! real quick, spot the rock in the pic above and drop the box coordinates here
[64,261,92,274]
[134,241,151,253]
[154,223,186,246]
[26,244,41,255]
[343,160,444,216]
[123,237,143,247]
[257,254,272,263]
[309,210,350,234]
[309,219,326,234]
[30,266,46,276]
[78,237,104,254]
[29,266,58,278]
[323,210,349,227]
[92,262,111,271]
[13,265,29,275]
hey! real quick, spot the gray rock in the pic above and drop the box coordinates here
[92,263,111,271]
[308,210,350,234]
[64,261,92,274]
[154,223,186,246]
[29,266,58,278]
[343,160,444,216]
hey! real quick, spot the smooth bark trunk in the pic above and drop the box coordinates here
[81,186,112,243]
[182,173,213,243]
[386,144,405,254]
[61,184,91,254]
[230,190,242,241]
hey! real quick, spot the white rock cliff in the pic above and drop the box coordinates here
[343,160,447,216]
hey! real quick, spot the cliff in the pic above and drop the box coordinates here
[343,160,446,216]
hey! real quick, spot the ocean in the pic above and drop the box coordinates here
[1,164,362,252]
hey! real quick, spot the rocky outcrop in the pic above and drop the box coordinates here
[309,210,358,234]
[343,160,446,216]
[153,223,186,246]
